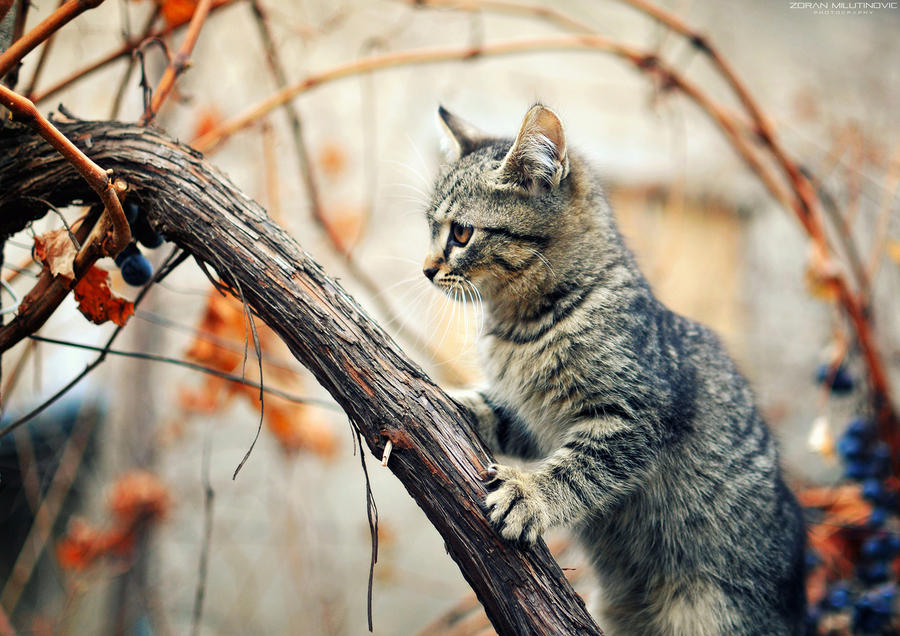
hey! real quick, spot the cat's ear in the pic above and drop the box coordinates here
[497,105,569,192]
[438,105,487,159]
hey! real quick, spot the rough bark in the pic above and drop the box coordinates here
[0,120,601,635]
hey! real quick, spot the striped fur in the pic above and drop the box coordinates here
[422,105,807,635]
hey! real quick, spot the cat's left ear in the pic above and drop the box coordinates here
[438,106,487,159]
[497,105,569,192]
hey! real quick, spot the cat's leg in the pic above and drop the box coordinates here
[483,416,658,542]
[448,388,541,460]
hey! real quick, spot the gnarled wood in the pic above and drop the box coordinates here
[0,120,601,636]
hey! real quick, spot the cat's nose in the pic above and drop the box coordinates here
[423,266,439,281]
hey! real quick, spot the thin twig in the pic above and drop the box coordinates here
[190,432,214,636]
[403,0,595,33]
[355,428,378,632]
[248,0,323,228]
[20,0,67,96]
[26,334,339,410]
[29,0,233,104]
[140,0,214,124]
[0,0,106,80]
[229,274,265,480]
[109,6,161,119]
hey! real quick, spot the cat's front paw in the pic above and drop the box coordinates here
[482,463,549,544]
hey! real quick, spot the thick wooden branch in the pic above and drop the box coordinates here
[0,120,601,635]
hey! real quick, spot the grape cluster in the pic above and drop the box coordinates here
[807,416,899,634]
[838,419,895,525]
[114,201,166,286]
[816,363,856,394]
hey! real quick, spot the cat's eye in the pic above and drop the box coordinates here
[450,222,474,246]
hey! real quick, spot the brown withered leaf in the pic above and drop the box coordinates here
[33,228,77,280]
[73,267,134,326]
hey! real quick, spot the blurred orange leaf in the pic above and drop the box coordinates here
[57,472,171,572]
[192,106,223,142]
[56,519,106,571]
[108,471,171,527]
[144,0,229,29]
[182,291,338,456]
[73,266,134,326]
[239,384,338,457]
[185,291,246,373]
[801,484,872,597]
[159,0,198,28]
[317,142,348,178]
[33,229,77,280]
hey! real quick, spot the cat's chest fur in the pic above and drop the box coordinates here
[480,330,588,451]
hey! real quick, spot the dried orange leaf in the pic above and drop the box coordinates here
[186,292,247,372]
[263,399,338,457]
[56,519,106,571]
[192,106,223,142]
[160,0,197,28]
[34,228,77,280]
[108,471,171,527]
[73,267,134,326]
[155,0,229,28]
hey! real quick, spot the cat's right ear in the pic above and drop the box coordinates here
[497,105,569,193]
[438,106,486,160]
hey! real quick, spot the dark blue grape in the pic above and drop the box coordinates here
[816,363,854,393]
[871,443,891,478]
[885,534,900,557]
[869,507,889,527]
[863,478,885,503]
[854,586,896,632]
[124,201,140,226]
[846,459,871,480]
[120,252,154,286]
[826,582,852,609]
[862,536,886,560]
[838,434,867,460]
[134,213,164,249]
[114,243,140,267]
[847,417,873,439]
[805,549,821,571]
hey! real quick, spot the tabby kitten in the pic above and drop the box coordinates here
[421,104,806,635]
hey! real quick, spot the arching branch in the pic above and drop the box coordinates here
[0,120,601,636]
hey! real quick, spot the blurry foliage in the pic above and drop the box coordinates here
[57,470,170,571]
[180,290,338,456]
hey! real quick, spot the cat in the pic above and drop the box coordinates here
[421,104,807,636]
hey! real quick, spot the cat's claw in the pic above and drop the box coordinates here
[483,463,549,544]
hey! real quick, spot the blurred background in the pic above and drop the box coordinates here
[1,0,899,634]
